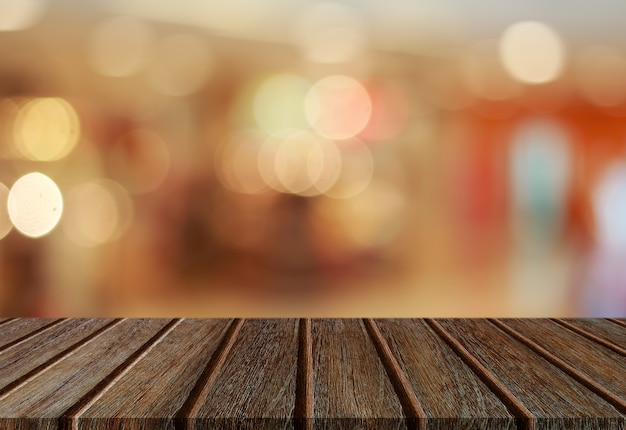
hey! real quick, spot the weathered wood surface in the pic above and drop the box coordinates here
[0,319,623,430]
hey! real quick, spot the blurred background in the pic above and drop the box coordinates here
[0,0,625,317]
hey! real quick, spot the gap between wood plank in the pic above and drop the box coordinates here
[0,319,66,354]
[551,319,626,356]
[607,318,626,329]
[363,319,427,430]
[295,318,313,430]
[61,318,183,430]
[425,319,536,430]
[0,319,124,401]
[174,318,244,430]
[0,318,16,330]
[489,319,626,415]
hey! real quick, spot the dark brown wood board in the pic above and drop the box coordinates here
[0,318,623,430]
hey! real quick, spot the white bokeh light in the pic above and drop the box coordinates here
[499,21,565,84]
[8,172,63,238]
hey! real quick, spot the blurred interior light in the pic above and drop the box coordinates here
[253,74,311,133]
[593,162,626,248]
[293,2,366,64]
[8,172,63,238]
[13,98,80,161]
[499,21,565,85]
[575,46,626,107]
[325,138,373,199]
[0,0,47,31]
[109,129,171,194]
[148,33,214,96]
[62,181,120,247]
[88,16,155,77]
[509,118,572,245]
[0,183,13,239]
[305,75,372,140]
[313,179,406,251]
[215,130,269,195]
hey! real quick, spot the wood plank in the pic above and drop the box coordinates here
[312,319,405,430]
[189,319,299,430]
[0,319,116,392]
[492,320,626,414]
[74,319,231,430]
[0,318,175,430]
[437,319,625,430]
[375,319,518,430]
[0,318,61,350]
[495,319,626,402]
[554,319,626,353]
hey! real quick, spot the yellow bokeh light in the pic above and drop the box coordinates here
[499,21,565,84]
[62,181,122,247]
[13,98,80,161]
[253,74,311,133]
[0,183,13,239]
[149,33,214,96]
[88,16,154,77]
[305,75,372,140]
[0,0,47,31]
[8,172,63,238]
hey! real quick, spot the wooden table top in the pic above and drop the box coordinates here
[0,318,623,429]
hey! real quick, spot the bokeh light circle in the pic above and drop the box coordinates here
[63,181,127,247]
[499,21,565,84]
[8,172,63,238]
[13,98,80,161]
[253,74,311,133]
[305,75,372,140]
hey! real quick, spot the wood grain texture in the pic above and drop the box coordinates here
[499,319,626,401]
[437,319,624,430]
[0,318,173,430]
[0,319,116,394]
[0,318,62,350]
[190,319,299,430]
[74,319,231,430]
[554,319,626,354]
[0,319,623,430]
[375,319,519,430]
[312,319,405,430]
